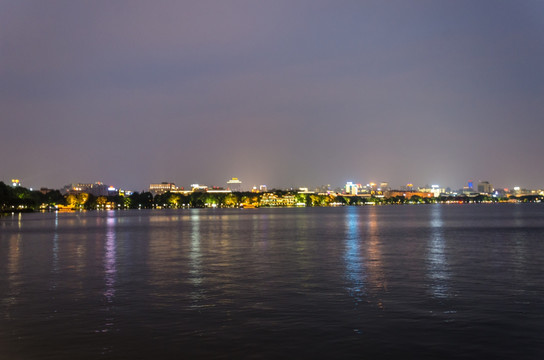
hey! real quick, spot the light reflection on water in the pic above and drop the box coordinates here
[427,204,451,299]
[1,206,544,359]
[190,211,204,307]
[344,207,386,312]
[50,212,59,291]
[365,207,386,308]
[344,207,366,304]
[104,212,117,303]
[5,233,22,312]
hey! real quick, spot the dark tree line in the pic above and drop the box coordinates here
[0,182,64,212]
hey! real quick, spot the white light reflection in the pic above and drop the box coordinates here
[509,205,527,281]
[102,212,117,333]
[4,234,22,313]
[512,204,525,227]
[190,211,204,307]
[50,212,59,291]
[104,213,117,302]
[427,205,450,299]
[366,206,386,309]
[344,207,366,305]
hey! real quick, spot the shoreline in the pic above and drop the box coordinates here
[2,199,541,215]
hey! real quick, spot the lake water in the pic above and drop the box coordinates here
[1,204,543,359]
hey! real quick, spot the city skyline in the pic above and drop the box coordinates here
[2,175,540,195]
[2,1,544,190]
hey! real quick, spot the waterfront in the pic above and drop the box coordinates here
[1,204,543,359]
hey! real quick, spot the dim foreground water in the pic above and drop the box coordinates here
[1,204,543,359]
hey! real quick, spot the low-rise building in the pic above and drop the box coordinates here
[149,182,178,195]
[260,193,296,207]
[64,182,116,197]
[207,188,232,194]
[385,190,434,199]
[191,184,208,192]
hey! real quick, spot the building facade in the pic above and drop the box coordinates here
[477,181,493,194]
[227,178,242,192]
[149,182,178,195]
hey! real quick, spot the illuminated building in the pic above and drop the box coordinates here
[118,189,133,196]
[94,183,112,196]
[418,185,444,197]
[227,177,242,192]
[477,181,493,194]
[66,183,94,194]
[11,179,20,187]
[61,182,119,196]
[149,182,178,195]
[431,185,442,197]
[385,190,434,199]
[345,182,358,195]
[107,186,119,196]
[260,193,296,206]
[207,188,231,193]
[259,185,268,192]
[191,184,208,192]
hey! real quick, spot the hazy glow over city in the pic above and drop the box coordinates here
[1,1,544,190]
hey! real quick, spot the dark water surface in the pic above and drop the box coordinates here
[1,204,543,359]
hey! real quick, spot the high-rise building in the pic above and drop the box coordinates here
[345,182,358,195]
[477,181,493,194]
[430,185,442,197]
[227,178,242,192]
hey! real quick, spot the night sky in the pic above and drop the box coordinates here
[2,1,544,191]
